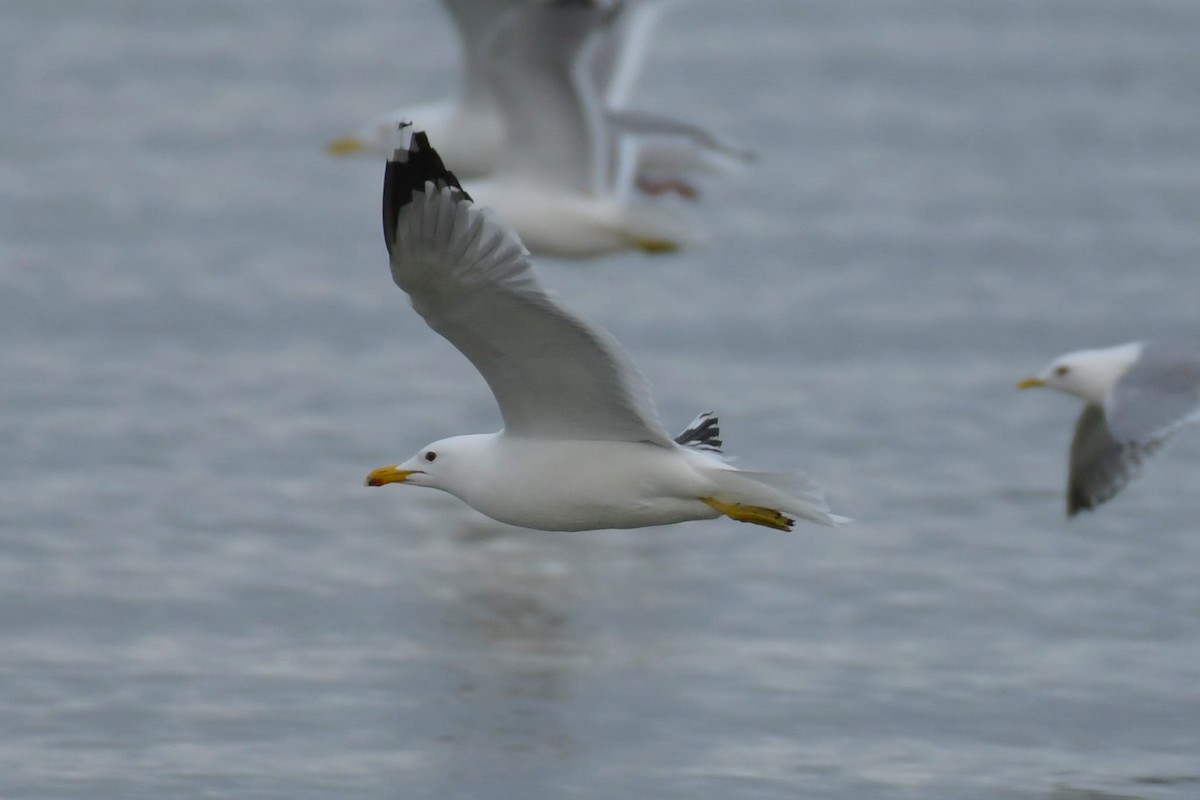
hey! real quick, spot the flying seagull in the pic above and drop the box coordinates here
[363,126,845,531]
[327,0,750,210]
[1018,341,1200,515]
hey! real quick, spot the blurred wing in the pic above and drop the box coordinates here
[608,109,753,161]
[382,128,673,446]
[607,107,754,186]
[1066,403,1156,515]
[1106,343,1200,447]
[483,0,615,195]
[592,0,677,107]
[440,0,524,107]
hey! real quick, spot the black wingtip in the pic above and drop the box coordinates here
[1066,486,1094,517]
[674,411,723,453]
[381,124,472,257]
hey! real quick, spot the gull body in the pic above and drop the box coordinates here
[1019,341,1200,515]
[387,435,727,531]
[465,179,693,256]
[364,127,844,532]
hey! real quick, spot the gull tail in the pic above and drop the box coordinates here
[674,411,723,453]
[382,123,472,258]
[700,465,850,530]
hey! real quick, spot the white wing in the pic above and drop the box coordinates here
[382,128,675,446]
[439,0,524,111]
[1106,342,1200,447]
[591,0,679,108]
[482,0,621,196]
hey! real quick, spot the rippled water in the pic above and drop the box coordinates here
[3,1,1200,798]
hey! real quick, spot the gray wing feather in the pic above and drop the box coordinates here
[1067,403,1158,515]
[385,133,673,446]
[482,0,613,195]
[591,0,677,107]
[1106,343,1200,446]
[607,109,753,162]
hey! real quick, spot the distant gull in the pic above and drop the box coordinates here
[464,0,699,256]
[326,0,751,216]
[363,126,846,531]
[1018,341,1200,515]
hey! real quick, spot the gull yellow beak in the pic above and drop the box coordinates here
[364,466,421,487]
[1016,377,1045,389]
[328,136,367,156]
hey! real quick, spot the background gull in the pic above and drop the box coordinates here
[363,127,845,531]
[1018,342,1200,516]
[456,0,699,256]
[327,0,751,202]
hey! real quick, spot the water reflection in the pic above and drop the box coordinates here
[430,523,582,791]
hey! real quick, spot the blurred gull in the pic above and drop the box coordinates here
[363,127,846,531]
[327,0,751,201]
[1018,341,1200,515]
[463,0,699,256]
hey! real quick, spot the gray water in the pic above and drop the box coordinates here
[3,1,1200,798]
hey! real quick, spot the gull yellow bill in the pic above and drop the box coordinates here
[365,466,422,487]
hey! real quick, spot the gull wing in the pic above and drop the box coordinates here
[1105,342,1200,447]
[1068,343,1200,514]
[1066,403,1158,515]
[608,109,753,163]
[382,128,674,446]
[439,0,524,109]
[482,0,617,196]
[591,0,679,107]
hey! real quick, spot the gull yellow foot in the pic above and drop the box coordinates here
[700,497,795,532]
[631,237,679,254]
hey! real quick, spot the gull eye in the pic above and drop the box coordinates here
[424,451,437,462]
[1054,365,1070,377]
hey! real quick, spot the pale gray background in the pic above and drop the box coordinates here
[3,1,1199,798]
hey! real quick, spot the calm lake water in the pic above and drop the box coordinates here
[3,1,1200,798]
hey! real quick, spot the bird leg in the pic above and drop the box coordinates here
[631,236,680,254]
[700,497,794,532]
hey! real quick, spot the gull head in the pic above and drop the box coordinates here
[364,436,481,491]
[1017,342,1144,403]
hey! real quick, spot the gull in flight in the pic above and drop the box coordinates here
[327,0,751,208]
[1018,341,1200,515]
[461,0,701,256]
[363,127,846,532]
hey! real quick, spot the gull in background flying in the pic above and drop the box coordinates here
[462,0,700,256]
[364,126,846,531]
[1018,341,1200,515]
[327,0,751,199]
